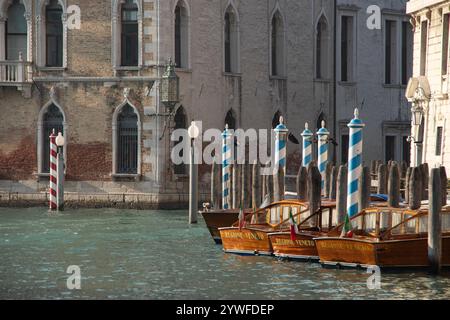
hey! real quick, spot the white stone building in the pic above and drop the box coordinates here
[406,0,450,168]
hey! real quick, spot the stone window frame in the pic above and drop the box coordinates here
[315,12,331,81]
[36,0,68,70]
[37,98,68,177]
[173,0,191,71]
[269,4,286,79]
[223,0,240,75]
[382,121,411,164]
[112,97,142,179]
[382,11,411,87]
[111,0,144,72]
[337,6,358,84]
[0,0,32,62]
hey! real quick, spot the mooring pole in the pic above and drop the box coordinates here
[336,165,348,223]
[274,116,288,196]
[55,132,65,211]
[188,122,200,224]
[49,129,57,211]
[405,167,412,204]
[317,121,330,196]
[359,166,371,210]
[301,122,313,168]
[428,168,442,274]
[409,167,422,210]
[440,166,447,207]
[388,163,400,208]
[296,166,307,201]
[377,164,387,195]
[221,125,232,209]
[308,165,321,218]
[346,109,365,217]
[252,161,261,208]
[329,166,338,200]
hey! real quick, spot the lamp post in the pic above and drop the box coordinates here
[411,100,425,166]
[188,121,200,224]
[55,132,65,211]
[160,58,180,111]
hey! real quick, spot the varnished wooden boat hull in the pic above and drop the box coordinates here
[219,227,273,256]
[268,232,319,260]
[201,210,240,244]
[315,236,450,268]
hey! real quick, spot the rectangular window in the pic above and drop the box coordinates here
[442,14,450,76]
[385,136,396,163]
[402,21,412,85]
[385,20,397,84]
[341,134,349,164]
[46,7,63,67]
[121,5,138,67]
[402,136,410,166]
[436,127,443,156]
[420,20,428,76]
[341,16,353,81]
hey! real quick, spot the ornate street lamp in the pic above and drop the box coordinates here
[411,102,424,127]
[160,58,180,111]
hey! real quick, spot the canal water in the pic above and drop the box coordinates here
[0,207,449,300]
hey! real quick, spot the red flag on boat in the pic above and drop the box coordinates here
[289,209,298,241]
[238,204,245,230]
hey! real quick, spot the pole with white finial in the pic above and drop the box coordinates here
[301,123,313,168]
[317,120,330,195]
[274,116,288,174]
[347,108,365,217]
[222,124,232,209]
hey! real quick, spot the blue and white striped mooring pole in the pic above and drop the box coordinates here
[317,121,330,195]
[347,109,365,217]
[301,123,313,168]
[222,124,232,209]
[274,116,288,175]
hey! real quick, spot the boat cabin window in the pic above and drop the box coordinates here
[269,206,281,225]
[379,210,392,232]
[363,211,377,234]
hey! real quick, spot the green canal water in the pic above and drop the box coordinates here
[0,207,449,300]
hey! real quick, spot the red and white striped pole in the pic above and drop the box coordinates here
[49,129,57,211]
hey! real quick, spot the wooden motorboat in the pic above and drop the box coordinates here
[268,202,337,261]
[314,206,450,268]
[201,208,246,244]
[219,200,311,256]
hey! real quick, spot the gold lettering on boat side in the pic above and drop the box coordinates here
[221,230,266,241]
[317,241,372,252]
[274,239,315,247]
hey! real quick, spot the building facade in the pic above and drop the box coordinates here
[0,0,412,207]
[335,0,412,167]
[406,0,450,169]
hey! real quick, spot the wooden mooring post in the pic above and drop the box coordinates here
[440,166,447,207]
[296,166,307,201]
[308,165,321,219]
[428,168,442,274]
[329,166,338,200]
[336,165,347,224]
[359,166,371,210]
[405,167,412,204]
[420,163,429,200]
[377,164,388,195]
[409,167,422,210]
[388,163,400,208]
[252,162,261,208]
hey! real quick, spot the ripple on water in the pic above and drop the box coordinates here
[1,207,450,300]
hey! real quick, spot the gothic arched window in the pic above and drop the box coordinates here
[42,104,64,173]
[117,104,138,174]
[271,11,285,77]
[175,0,189,68]
[224,5,239,73]
[173,106,187,175]
[316,16,329,79]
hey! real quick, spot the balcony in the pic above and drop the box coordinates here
[0,58,33,97]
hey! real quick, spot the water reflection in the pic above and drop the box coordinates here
[0,207,449,300]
